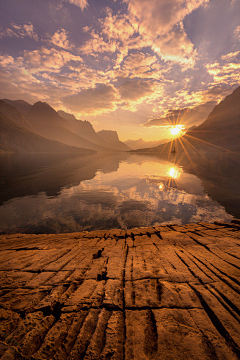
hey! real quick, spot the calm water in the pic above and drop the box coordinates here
[0,152,239,234]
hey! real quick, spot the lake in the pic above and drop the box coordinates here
[0,151,239,234]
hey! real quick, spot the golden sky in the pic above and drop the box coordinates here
[0,0,239,141]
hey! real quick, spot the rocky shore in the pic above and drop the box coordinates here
[0,220,240,359]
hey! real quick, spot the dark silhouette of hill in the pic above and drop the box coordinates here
[97,130,130,151]
[26,102,116,152]
[58,110,119,149]
[0,100,33,130]
[0,109,94,155]
[185,85,240,151]
[1,99,129,153]
[1,99,32,116]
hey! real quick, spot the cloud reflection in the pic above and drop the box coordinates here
[0,156,232,233]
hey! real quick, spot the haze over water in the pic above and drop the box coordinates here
[0,153,235,234]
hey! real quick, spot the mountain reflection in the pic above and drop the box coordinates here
[0,152,128,205]
[0,152,238,234]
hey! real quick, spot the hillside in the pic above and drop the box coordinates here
[0,100,33,130]
[0,111,95,154]
[1,99,32,116]
[1,100,130,153]
[58,110,117,149]
[185,85,240,151]
[26,102,114,152]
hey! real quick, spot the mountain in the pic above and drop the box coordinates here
[1,99,130,153]
[26,102,114,152]
[0,100,33,130]
[0,111,95,154]
[124,138,168,150]
[185,86,240,151]
[1,99,32,116]
[97,130,130,151]
[134,86,240,155]
[58,110,117,149]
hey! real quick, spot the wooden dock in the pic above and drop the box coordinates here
[0,221,240,359]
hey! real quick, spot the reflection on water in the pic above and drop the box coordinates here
[0,152,238,234]
[169,167,182,179]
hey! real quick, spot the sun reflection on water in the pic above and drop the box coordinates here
[159,182,164,190]
[168,167,182,179]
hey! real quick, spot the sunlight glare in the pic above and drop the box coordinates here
[169,168,181,179]
[159,182,164,190]
[171,126,181,136]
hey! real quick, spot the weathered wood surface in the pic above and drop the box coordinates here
[0,220,240,359]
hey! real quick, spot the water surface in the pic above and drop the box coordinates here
[0,152,238,233]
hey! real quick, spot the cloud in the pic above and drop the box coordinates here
[122,52,159,78]
[62,84,121,115]
[50,28,72,49]
[152,25,196,66]
[221,50,240,61]
[123,0,208,65]
[234,25,240,39]
[118,79,155,102]
[0,55,16,67]
[124,0,208,36]
[143,101,217,128]
[23,47,83,73]
[80,30,117,56]
[0,22,38,40]
[65,0,88,11]
[206,52,240,87]
[80,10,146,67]
[100,9,136,43]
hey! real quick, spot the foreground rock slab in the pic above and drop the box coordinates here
[0,221,240,359]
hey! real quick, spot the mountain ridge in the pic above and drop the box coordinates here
[26,102,117,152]
[0,99,130,153]
[0,110,95,154]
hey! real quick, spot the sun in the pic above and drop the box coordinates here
[170,126,181,136]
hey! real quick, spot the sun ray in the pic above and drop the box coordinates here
[185,133,238,154]
[177,137,195,167]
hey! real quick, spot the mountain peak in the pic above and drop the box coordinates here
[58,110,76,122]
[98,130,120,142]
[31,101,57,115]
[97,130,130,151]
[1,99,32,116]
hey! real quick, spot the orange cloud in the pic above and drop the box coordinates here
[23,47,83,73]
[66,0,88,11]
[100,9,136,42]
[123,0,208,65]
[0,22,38,41]
[80,30,117,56]
[124,0,208,36]
[50,28,72,49]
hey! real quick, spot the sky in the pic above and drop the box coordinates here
[0,0,240,142]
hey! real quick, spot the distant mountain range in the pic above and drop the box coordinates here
[0,99,131,154]
[133,86,240,154]
[124,138,169,150]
